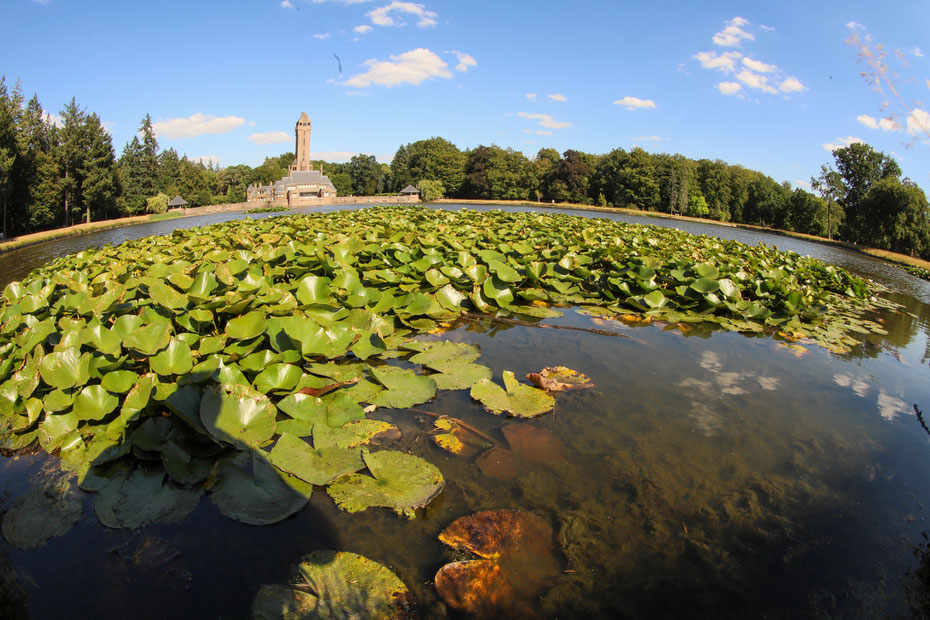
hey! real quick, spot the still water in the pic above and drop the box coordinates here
[1,205,929,618]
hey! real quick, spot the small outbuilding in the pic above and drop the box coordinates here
[399,185,420,196]
[167,196,189,209]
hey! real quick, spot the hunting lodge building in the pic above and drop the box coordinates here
[246,113,338,206]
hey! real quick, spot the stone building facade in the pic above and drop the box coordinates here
[246,112,338,207]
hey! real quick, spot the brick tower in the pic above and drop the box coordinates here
[289,112,312,173]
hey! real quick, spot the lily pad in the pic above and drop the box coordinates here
[326,450,444,518]
[470,371,555,418]
[267,432,364,486]
[525,366,595,392]
[200,383,276,449]
[434,509,561,618]
[253,551,410,619]
[225,310,268,341]
[94,466,203,529]
[209,452,312,526]
[369,366,437,409]
[427,361,492,391]
[312,419,401,450]
[2,475,83,548]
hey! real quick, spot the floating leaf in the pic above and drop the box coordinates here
[149,339,195,376]
[313,419,401,449]
[225,310,267,341]
[209,452,312,526]
[326,450,444,518]
[72,384,119,422]
[2,475,83,548]
[428,361,492,391]
[268,432,364,486]
[406,340,481,366]
[38,347,91,390]
[200,383,276,449]
[369,366,436,409]
[470,371,554,418]
[253,551,410,620]
[435,509,561,618]
[253,363,303,394]
[94,467,203,529]
[123,321,172,356]
[525,366,595,392]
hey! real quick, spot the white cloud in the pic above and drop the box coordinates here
[713,16,753,47]
[248,131,291,144]
[735,68,777,94]
[354,24,372,34]
[693,51,742,72]
[613,96,656,110]
[632,136,664,141]
[447,50,477,72]
[313,33,331,40]
[525,93,538,101]
[517,112,572,129]
[846,21,865,30]
[45,112,63,127]
[152,113,246,139]
[716,81,742,95]
[367,2,438,28]
[31,0,50,4]
[912,47,924,58]
[879,117,901,131]
[857,114,879,129]
[742,57,777,73]
[822,136,864,151]
[906,108,930,137]
[547,93,567,102]
[281,0,293,7]
[779,76,807,93]
[524,129,553,135]
[343,48,451,88]
[194,155,221,167]
[793,179,812,190]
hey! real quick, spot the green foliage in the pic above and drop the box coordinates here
[145,192,168,214]
[418,179,445,201]
[687,193,709,217]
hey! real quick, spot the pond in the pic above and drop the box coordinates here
[1,204,929,618]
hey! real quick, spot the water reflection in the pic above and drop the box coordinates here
[0,205,929,616]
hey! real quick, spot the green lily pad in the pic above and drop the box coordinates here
[253,363,303,394]
[2,475,83,548]
[253,551,410,620]
[428,361,492,391]
[200,383,277,449]
[94,466,203,529]
[124,321,172,356]
[225,310,268,341]
[268,432,364,486]
[369,366,437,409]
[405,340,481,366]
[326,450,444,518]
[81,324,123,356]
[149,338,195,376]
[38,347,91,390]
[313,419,401,450]
[149,281,189,310]
[100,370,140,394]
[209,452,312,526]
[470,371,555,418]
[72,384,120,422]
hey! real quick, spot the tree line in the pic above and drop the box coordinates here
[1,77,927,258]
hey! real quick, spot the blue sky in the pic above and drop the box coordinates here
[2,0,929,192]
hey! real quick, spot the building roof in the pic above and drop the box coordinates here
[167,195,188,207]
[400,185,420,194]
[280,170,336,187]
